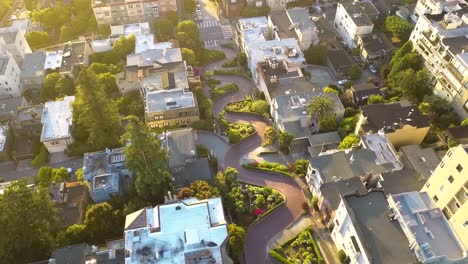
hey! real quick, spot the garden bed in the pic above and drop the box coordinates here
[211,83,239,99]
[236,183,284,228]
[269,228,325,264]
[225,99,270,117]
[226,122,256,143]
[242,162,293,177]
[213,69,250,78]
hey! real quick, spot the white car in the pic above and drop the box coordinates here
[338,79,348,85]
[315,6,323,13]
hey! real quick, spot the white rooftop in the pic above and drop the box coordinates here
[249,38,305,70]
[126,46,182,67]
[239,16,270,50]
[40,96,74,141]
[44,51,63,70]
[110,22,150,37]
[135,34,156,54]
[146,88,195,113]
[388,192,467,263]
[124,197,228,264]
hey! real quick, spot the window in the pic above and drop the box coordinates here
[335,219,339,227]
[105,12,110,16]
[448,176,454,183]
[456,164,463,172]
[463,220,468,227]
[425,182,430,188]
[447,150,452,157]
[440,161,445,168]
[433,195,439,202]
[455,202,460,209]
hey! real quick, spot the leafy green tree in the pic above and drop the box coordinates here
[88,62,119,75]
[319,116,338,133]
[227,129,242,143]
[182,48,197,66]
[72,69,122,151]
[96,73,119,97]
[99,24,111,36]
[228,224,246,262]
[40,73,61,102]
[390,41,413,68]
[177,187,195,199]
[183,0,196,13]
[461,118,468,126]
[337,114,360,138]
[391,69,430,103]
[56,224,88,246]
[294,159,309,177]
[177,20,201,52]
[76,168,84,181]
[437,112,460,130]
[25,31,49,49]
[0,181,57,263]
[278,131,294,154]
[255,195,266,207]
[367,94,384,104]
[307,96,336,132]
[84,202,124,243]
[122,116,172,204]
[59,25,76,42]
[311,196,319,211]
[113,35,136,59]
[338,134,360,149]
[304,45,328,65]
[389,53,422,78]
[348,64,362,80]
[59,76,76,95]
[35,166,70,187]
[32,145,49,167]
[323,86,339,94]
[386,16,414,42]
[251,100,269,116]
[24,0,37,10]
[338,249,347,263]
[187,180,220,200]
[116,90,145,118]
[154,19,176,41]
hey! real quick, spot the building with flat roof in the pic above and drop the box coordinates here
[20,51,46,93]
[325,49,355,79]
[413,0,466,23]
[48,240,126,264]
[388,191,468,263]
[145,88,199,129]
[356,33,393,62]
[0,96,26,121]
[421,144,468,249]
[0,25,31,66]
[334,1,379,48]
[124,197,228,264]
[111,22,150,37]
[410,10,468,119]
[331,190,418,264]
[160,128,213,189]
[0,53,23,99]
[92,0,177,26]
[44,41,91,80]
[83,147,131,203]
[236,17,305,81]
[356,101,431,147]
[399,145,440,179]
[40,96,74,153]
[271,92,344,140]
[350,83,382,106]
[307,132,341,157]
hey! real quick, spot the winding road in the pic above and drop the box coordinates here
[198,48,306,263]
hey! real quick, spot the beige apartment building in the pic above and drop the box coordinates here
[145,88,199,129]
[92,0,177,25]
[410,11,468,119]
[421,145,468,248]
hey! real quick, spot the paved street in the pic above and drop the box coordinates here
[197,0,232,48]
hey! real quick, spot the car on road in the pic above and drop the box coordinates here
[338,79,349,85]
[315,6,323,12]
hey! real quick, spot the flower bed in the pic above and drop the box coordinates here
[227,122,256,143]
[225,99,252,113]
[242,161,293,177]
[270,228,325,264]
[211,83,239,99]
[225,99,270,117]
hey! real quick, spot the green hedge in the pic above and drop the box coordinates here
[31,145,49,167]
[242,163,293,177]
[269,249,294,264]
[200,49,226,65]
[224,99,268,118]
[258,151,279,155]
[213,69,250,78]
[211,83,239,99]
[305,229,325,264]
[285,0,314,8]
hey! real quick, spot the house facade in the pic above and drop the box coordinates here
[0,54,23,99]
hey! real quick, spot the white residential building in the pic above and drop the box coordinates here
[40,96,75,153]
[387,191,468,263]
[236,17,305,83]
[331,191,418,264]
[0,25,32,66]
[413,0,466,23]
[410,11,468,119]
[92,0,177,26]
[333,2,379,48]
[0,53,23,99]
[124,197,228,264]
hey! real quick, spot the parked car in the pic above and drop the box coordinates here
[369,64,378,74]
[315,6,323,13]
[338,79,349,85]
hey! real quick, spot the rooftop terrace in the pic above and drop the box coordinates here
[388,192,467,262]
[40,96,74,141]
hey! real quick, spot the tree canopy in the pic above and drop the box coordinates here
[122,116,172,204]
[348,64,362,80]
[386,16,414,42]
[182,48,197,66]
[304,45,328,65]
[71,69,122,153]
[25,31,49,50]
[338,134,360,149]
[308,96,336,132]
[0,181,57,263]
[228,224,247,262]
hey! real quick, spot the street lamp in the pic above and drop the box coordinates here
[213,123,216,133]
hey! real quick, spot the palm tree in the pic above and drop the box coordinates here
[307,96,336,132]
